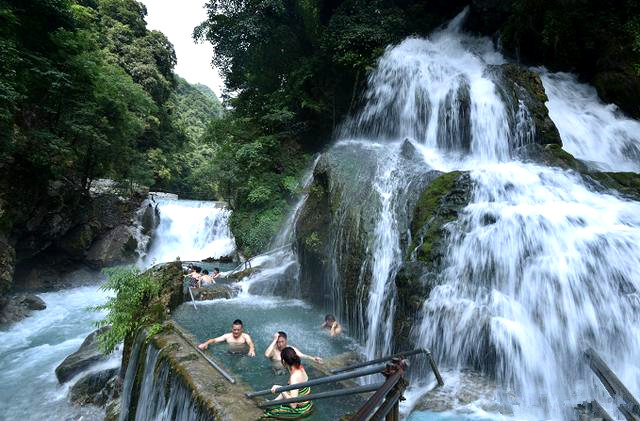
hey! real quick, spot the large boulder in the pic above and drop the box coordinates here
[55,326,111,383]
[85,225,138,268]
[0,293,47,325]
[70,367,120,406]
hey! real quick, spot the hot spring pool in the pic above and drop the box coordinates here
[172,295,370,419]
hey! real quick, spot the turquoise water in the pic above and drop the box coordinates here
[172,296,371,420]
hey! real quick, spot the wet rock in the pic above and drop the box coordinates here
[0,293,47,325]
[593,70,640,120]
[85,225,138,268]
[22,294,46,310]
[55,326,111,383]
[70,367,119,406]
[409,171,472,265]
[391,172,473,349]
[413,369,511,413]
[190,284,234,300]
[487,63,562,148]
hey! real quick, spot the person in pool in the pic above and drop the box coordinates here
[321,314,342,337]
[197,319,256,357]
[263,347,314,419]
[265,331,323,371]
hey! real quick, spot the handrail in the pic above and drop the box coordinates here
[351,368,405,420]
[585,348,640,421]
[331,348,425,373]
[246,363,386,398]
[258,383,384,408]
[332,347,443,387]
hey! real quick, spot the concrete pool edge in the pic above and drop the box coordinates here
[152,320,264,420]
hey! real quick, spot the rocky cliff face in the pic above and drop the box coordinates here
[0,180,159,305]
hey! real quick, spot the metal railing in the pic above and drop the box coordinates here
[252,348,444,420]
[585,348,640,421]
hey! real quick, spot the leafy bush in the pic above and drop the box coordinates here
[93,266,163,353]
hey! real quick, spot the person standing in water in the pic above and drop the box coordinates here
[198,319,256,356]
[265,332,323,371]
[322,314,342,337]
[263,347,314,418]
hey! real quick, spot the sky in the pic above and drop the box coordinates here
[140,0,224,97]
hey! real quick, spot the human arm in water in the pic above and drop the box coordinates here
[197,333,229,350]
[264,333,278,358]
[244,333,256,357]
[292,346,323,364]
[330,321,342,337]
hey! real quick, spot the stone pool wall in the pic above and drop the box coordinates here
[118,322,263,421]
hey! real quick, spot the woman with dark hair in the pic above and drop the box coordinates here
[263,347,314,418]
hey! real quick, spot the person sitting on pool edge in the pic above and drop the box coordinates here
[265,331,323,369]
[197,319,256,357]
[322,314,342,337]
[263,347,314,419]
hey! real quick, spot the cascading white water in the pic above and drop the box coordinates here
[142,199,236,265]
[0,281,119,420]
[540,71,640,172]
[417,162,640,419]
[327,7,640,420]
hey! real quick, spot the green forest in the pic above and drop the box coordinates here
[2,0,640,256]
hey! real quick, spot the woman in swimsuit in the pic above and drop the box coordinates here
[263,347,314,419]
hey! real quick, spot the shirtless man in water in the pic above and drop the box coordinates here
[322,314,342,337]
[265,332,323,369]
[198,319,256,357]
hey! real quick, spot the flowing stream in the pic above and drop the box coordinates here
[0,281,118,420]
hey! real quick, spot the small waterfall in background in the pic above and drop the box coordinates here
[306,7,640,420]
[142,198,236,265]
[237,156,321,297]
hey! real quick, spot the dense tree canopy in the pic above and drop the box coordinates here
[0,0,221,240]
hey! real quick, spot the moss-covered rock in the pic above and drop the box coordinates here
[410,171,472,263]
[392,172,473,350]
[488,63,562,148]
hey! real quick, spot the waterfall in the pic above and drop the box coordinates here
[142,199,236,265]
[237,156,321,297]
[307,7,640,419]
[540,71,640,172]
[119,332,213,421]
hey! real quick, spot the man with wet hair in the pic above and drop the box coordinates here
[265,331,323,369]
[322,314,342,337]
[198,319,256,356]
